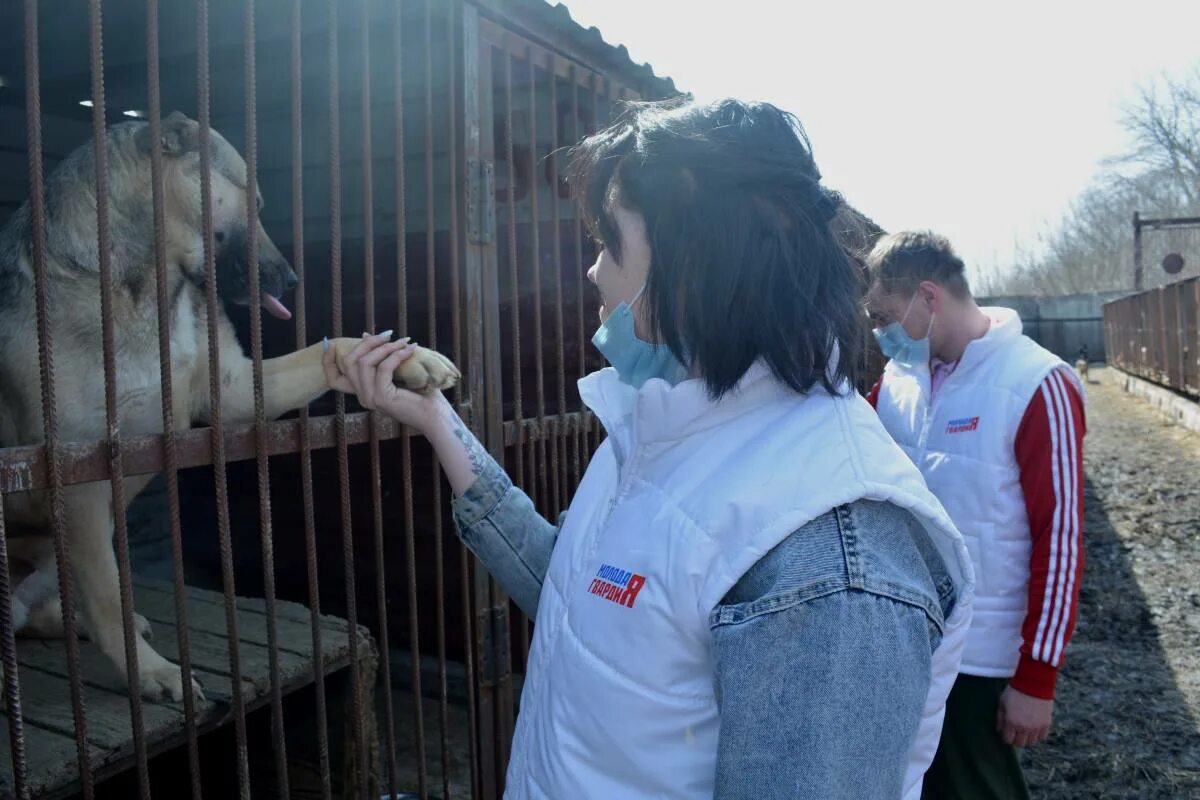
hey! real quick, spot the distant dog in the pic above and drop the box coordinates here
[0,112,458,700]
[1075,358,1089,381]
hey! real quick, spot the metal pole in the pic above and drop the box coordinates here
[1133,211,1144,291]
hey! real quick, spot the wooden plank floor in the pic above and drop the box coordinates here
[0,577,361,799]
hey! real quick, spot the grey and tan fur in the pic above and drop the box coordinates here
[0,112,458,701]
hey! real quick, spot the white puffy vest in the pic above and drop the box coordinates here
[874,307,1076,677]
[505,362,975,800]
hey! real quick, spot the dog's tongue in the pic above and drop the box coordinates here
[262,294,292,321]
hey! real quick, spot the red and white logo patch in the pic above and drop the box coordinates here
[587,563,646,609]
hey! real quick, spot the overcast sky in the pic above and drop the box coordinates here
[555,0,1200,283]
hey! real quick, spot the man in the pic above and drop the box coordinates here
[864,231,1085,799]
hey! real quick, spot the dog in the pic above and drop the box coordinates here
[1075,358,1089,381]
[0,112,459,700]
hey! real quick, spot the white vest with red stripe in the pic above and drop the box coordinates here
[504,362,975,800]
[874,307,1077,677]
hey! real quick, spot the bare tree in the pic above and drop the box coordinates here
[1111,66,1200,209]
[985,62,1200,295]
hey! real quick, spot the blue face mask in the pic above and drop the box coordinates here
[872,293,934,368]
[592,285,689,389]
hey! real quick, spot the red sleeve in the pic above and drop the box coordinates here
[1009,368,1086,700]
[865,379,881,409]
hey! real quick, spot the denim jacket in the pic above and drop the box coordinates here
[453,457,956,799]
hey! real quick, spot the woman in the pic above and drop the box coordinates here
[325,98,973,800]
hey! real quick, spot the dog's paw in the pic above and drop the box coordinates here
[393,346,461,393]
[138,656,205,703]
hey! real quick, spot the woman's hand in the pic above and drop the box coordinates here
[322,332,448,433]
[323,331,496,497]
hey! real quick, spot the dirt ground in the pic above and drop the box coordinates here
[1020,368,1200,797]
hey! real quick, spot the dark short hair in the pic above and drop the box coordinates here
[567,97,862,398]
[866,231,971,298]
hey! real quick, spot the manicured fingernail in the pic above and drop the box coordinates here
[322,336,329,352]
[363,331,371,338]
[379,329,394,339]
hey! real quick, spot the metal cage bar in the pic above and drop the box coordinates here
[448,3,484,797]
[394,3,431,798]
[358,3,401,799]
[0,495,29,800]
[22,1,94,795]
[95,0,152,795]
[0,4,675,797]
[327,3,368,793]
[237,0,294,794]
[290,1,334,797]
[195,0,254,793]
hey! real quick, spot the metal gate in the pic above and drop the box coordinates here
[1114,213,1200,395]
[464,6,669,794]
[0,1,673,798]
[1104,276,1200,396]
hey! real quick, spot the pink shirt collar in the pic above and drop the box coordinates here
[929,356,959,401]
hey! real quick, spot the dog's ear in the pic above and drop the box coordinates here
[135,111,200,157]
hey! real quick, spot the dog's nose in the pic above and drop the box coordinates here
[282,267,298,291]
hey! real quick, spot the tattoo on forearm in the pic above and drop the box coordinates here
[450,413,490,477]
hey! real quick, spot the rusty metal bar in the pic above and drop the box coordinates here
[1134,212,1144,291]
[290,1,333,796]
[399,436,427,798]
[1158,288,1168,380]
[547,419,561,520]
[238,0,292,793]
[504,49,525,536]
[548,57,568,514]
[586,73,605,459]
[501,413,595,447]
[0,495,29,800]
[23,1,94,795]
[1174,285,1185,388]
[93,1,153,795]
[467,21,509,798]
[1194,280,1200,391]
[527,46,550,520]
[570,68,585,490]
[1139,215,1200,227]
[0,413,424,494]
[1193,280,1200,393]
[448,6,464,412]
[394,3,430,797]
[328,3,368,792]
[195,0,252,793]
[422,1,454,795]
[358,2,400,799]
[447,4,484,798]
[518,435,534,661]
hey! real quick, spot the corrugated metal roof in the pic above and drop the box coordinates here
[511,0,887,251]
[513,0,679,98]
